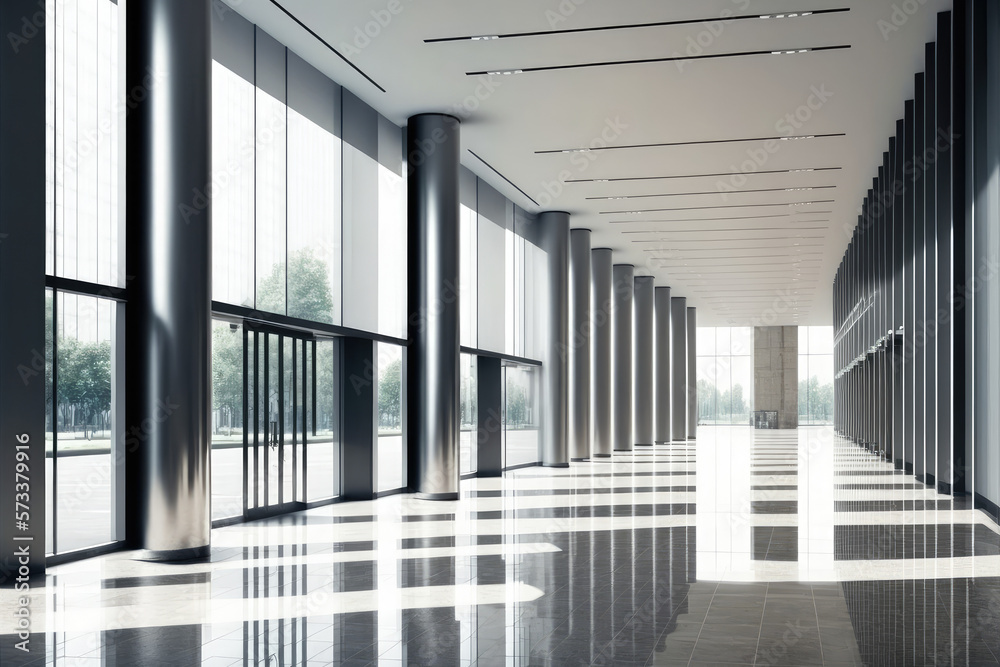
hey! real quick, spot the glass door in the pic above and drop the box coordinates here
[502,364,540,469]
[245,323,315,519]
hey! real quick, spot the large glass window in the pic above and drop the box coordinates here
[46,0,124,287]
[504,365,540,468]
[287,53,342,324]
[44,0,125,556]
[46,291,121,554]
[697,327,753,425]
[377,160,407,339]
[506,227,522,357]
[210,61,255,307]
[460,203,478,347]
[254,86,288,317]
[799,326,834,425]
[377,344,405,492]
[212,24,346,326]
[286,110,340,323]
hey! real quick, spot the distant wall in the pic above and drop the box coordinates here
[754,327,798,429]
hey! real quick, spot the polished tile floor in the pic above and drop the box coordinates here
[3,427,1000,666]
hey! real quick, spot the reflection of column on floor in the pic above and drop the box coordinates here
[456,493,479,663]
[503,471,528,660]
[114,596,206,664]
[696,427,753,578]
[378,497,403,663]
[799,428,836,578]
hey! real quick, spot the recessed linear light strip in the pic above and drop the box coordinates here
[695,289,818,294]
[468,44,851,76]
[703,294,814,298]
[623,228,828,234]
[539,133,845,155]
[268,0,386,93]
[650,254,822,260]
[428,8,848,42]
[569,167,843,183]
[687,282,819,286]
[685,278,820,283]
[658,266,822,271]
[653,259,821,265]
[639,236,825,243]
[588,186,836,201]
[636,245,824,251]
[658,269,821,274]
[602,200,835,215]
[610,215,794,224]
[633,238,826,244]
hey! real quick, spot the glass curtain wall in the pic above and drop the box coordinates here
[45,0,125,556]
[696,327,753,425]
[472,177,539,359]
[212,25,344,324]
[799,326,834,425]
[211,13,405,511]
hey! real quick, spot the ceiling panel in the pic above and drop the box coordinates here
[226,0,951,324]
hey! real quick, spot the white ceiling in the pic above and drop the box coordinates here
[226,0,951,325]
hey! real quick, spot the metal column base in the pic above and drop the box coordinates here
[416,492,460,501]
[138,545,211,562]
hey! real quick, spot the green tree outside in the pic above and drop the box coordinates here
[257,248,335,322]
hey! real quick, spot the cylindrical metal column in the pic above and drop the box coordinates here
[591,249,614,458]
[670,298,688,441]
[125,0,211,559]
[633,276,655,446]
[569,229,592,461]
[406,114,461,499]
[612,265,634,451]
[654,287,672,443]
[539,211,570,468]
[687,307,698,440]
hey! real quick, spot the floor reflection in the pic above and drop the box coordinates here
[2,428,1000,665]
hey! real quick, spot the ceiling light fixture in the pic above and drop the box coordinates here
[586,185,835,200]
[539,132,844,155]
[468,45,851,76]
[431,9,838,43]
[602,200,834,215]
[567,166,841,183]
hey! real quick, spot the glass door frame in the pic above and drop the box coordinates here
[243,321,317,521]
